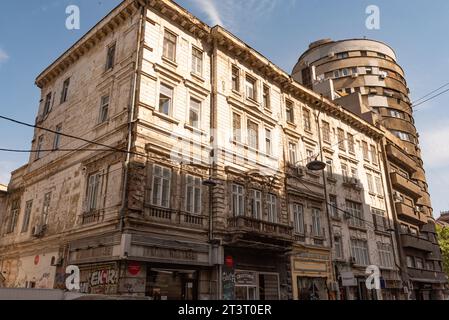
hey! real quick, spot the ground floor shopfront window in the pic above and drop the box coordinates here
[297,277,328,300]
[146,268,198,300]
[234,271,280,300]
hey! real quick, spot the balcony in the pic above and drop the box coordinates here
[386,144,417,173]
[408,268,448,283]
[395,202,427,225]
[81,210,102,225]
[401,233,434,252]
[227,216,293,242]
[145,205,207,228]
[390,172,422,199]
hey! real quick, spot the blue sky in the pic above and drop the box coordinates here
[0,0,448,217]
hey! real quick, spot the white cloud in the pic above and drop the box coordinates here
[0,49,9,64]
[189,0,296,31]
[420,125,449,168]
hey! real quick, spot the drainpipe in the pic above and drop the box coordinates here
[380,137,409,299]
[119,2,145,232]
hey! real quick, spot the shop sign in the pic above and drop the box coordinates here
[128,261,141,276]
[235,271,256,285]
[222,263,235,300]
[341,272,357,287]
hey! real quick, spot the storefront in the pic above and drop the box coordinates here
[145,266,199,300]
[223,247,287,300]
[291,245,334,300]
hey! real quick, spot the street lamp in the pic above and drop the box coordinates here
[306,158,327,171]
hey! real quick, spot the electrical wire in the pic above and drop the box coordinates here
[412,87,449,110]
[412,82,449,105]
[0,115,146,157]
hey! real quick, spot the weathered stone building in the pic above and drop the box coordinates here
[293,39,447,299]
[0,0,442,300]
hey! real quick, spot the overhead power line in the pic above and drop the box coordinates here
[412,87,449,110]
[412,82,449,105]
[0,115,144,156]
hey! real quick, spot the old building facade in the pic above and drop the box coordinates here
[293,39,447,299]
[0,0,442,300]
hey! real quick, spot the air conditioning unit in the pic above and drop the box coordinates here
[32,224,47,237]
[379,73,387,79]
[351,73,358,78]
[328,52,335,58]
[415,206,423,213]
[393,192,403,203]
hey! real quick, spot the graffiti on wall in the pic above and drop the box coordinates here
[79,266,118,294]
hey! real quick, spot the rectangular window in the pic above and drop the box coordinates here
[326,158,334,178]
[99,95,110,123]
[337,52,349,59]
[231,66,240,92]
[60,78,70,104]
[263,85,270,109]
[341,164,348,181]
[42,192,51,225]
[337,129,346,151]
[351,239,370,265]
[322,121,330,143]
[372,208,389,232]
[43,92,52,116]
[106,43,116,71]
[232,184,245,216]
[346,200,364,228]
[53,124,62,150]
[191,47,203,75]
[306,149,314,164]
[367,173,374,193]
[247,120,259,149]
[375,176,383,196]
[303,109,311,131]
[245,76,256,100]
[250,190,262,219]
[288,142,297,164]
[265,129,272,155]
[393,130,413,142]
[312,208,322,237]
[329,195,338,218]
[347,133,355,153]
[6,200,20,234]
[21,200,33,233]
[334,236,343,259]
[389,109,405,119]
[163,30,177,61]
[36,135,44,160]
[159,83,173,115]
[361,50,368,57]
[406,256,415,268]
[370,145,378,165]
[86,172,101,212]
[186,175,201,215]
[152,165,171,208]
[267,194,277,223]
[415,257,424,269]
[232,113,242,142]
[362,141,370,160]
[189,98,201,128]
[293,203,304,234]
[285,100,294,123]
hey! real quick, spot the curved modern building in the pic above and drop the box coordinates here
[293,38,446,299]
